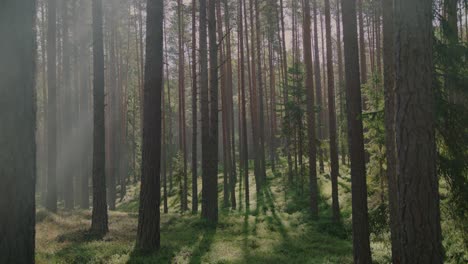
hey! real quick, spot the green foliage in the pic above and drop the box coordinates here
[362,74,389,236]
[433,7,468,242]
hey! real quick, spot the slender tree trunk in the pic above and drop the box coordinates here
[178,0,188,212]
[303,0,319,218]
[324,0,340,222]
[79,0,90,209]
[223,0,237,210]
[191,0,198,213]
[201,0,219,223]
[382,0,399,261]
[217,1,230,208]
[393,0,443,262]
[91,0,109,236]
[239,0,250,208]
[46,0,58,213]
[279,0,292,183]
[136,0,164,252]
[336,0,347,166]
[341,0,372,262]
[255,0,266,184]
[358,0,367,84]
[312,0,325,174]
[0,0,36,261]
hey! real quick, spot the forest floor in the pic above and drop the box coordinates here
[35,162,392,264]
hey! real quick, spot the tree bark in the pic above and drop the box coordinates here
[0,0,36,261]
[191,0,199,213]
[91,0,109,236]
[393,0,443,262]
[201,0,219,223]
[358,0,368,84]
[324,0,340,222]
[136,0,164,252]
[382,0,399,261]
[238,0,249,209]
[46,0,58,213]
[341,0,372,262]
[312,0,325,174]
[303,0,319,218]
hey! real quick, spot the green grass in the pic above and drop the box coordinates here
[35,164,356,264]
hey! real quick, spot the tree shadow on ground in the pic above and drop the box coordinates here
[127,217,217,264]
[238,178,353,264]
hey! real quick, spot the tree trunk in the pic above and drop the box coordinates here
[382,0,399,261]
[239,0,249,209]
[223,0,237,210]
[358,0,367,84]
[393,0,443,262]
[178,0,188,212]
[91,0,109,236]
[201,0,219,223]
[255,0,267,185]
[312,0,325,175]
[303,0,319,218]
[341,0,372,262]
[136,0,164,252]
[324,0,340,222]
[191,0,199,213]
[0,0,36,261]
[46,0,58,213]
[336,0,347,166]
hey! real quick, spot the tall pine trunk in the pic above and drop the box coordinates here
[91,0,109,236]
[393,0,443,262]
[191,0,199,213]
[46,0,58,213]
[324,0,340,222]
[0,0,36,261]
[341,0,372,262]
[303,0,318,219]
[136,0,164,252]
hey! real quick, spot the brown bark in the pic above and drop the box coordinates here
[239,0,250,208]
[358,0,368,84]
[303,0,319,218]
[136,0,164,252]
[341,0,372,262]
[91,0,109,236]
[201,0,219,223]
[336,0,347,166]
[177,0,188,212]
[191,0,198,213]
[324,0,340,222]
[382,0,399,261]
[312,0,325,174]
[393,0,443,262]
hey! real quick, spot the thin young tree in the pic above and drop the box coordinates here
[178,0,188,212]
[393,0,443,262]
[357,0,367,84]
[341,0,372,262]
[324,0,340,222]
[0,0,36,262]
[312,0,325,174]
[91,0,109,236]
[201,0,219,223]
[382,0,399,261]
[238,0,249,208]
[191,0,198,213]
[136,0,164,252]
[46,0,58,213]
[303,0,318,219]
